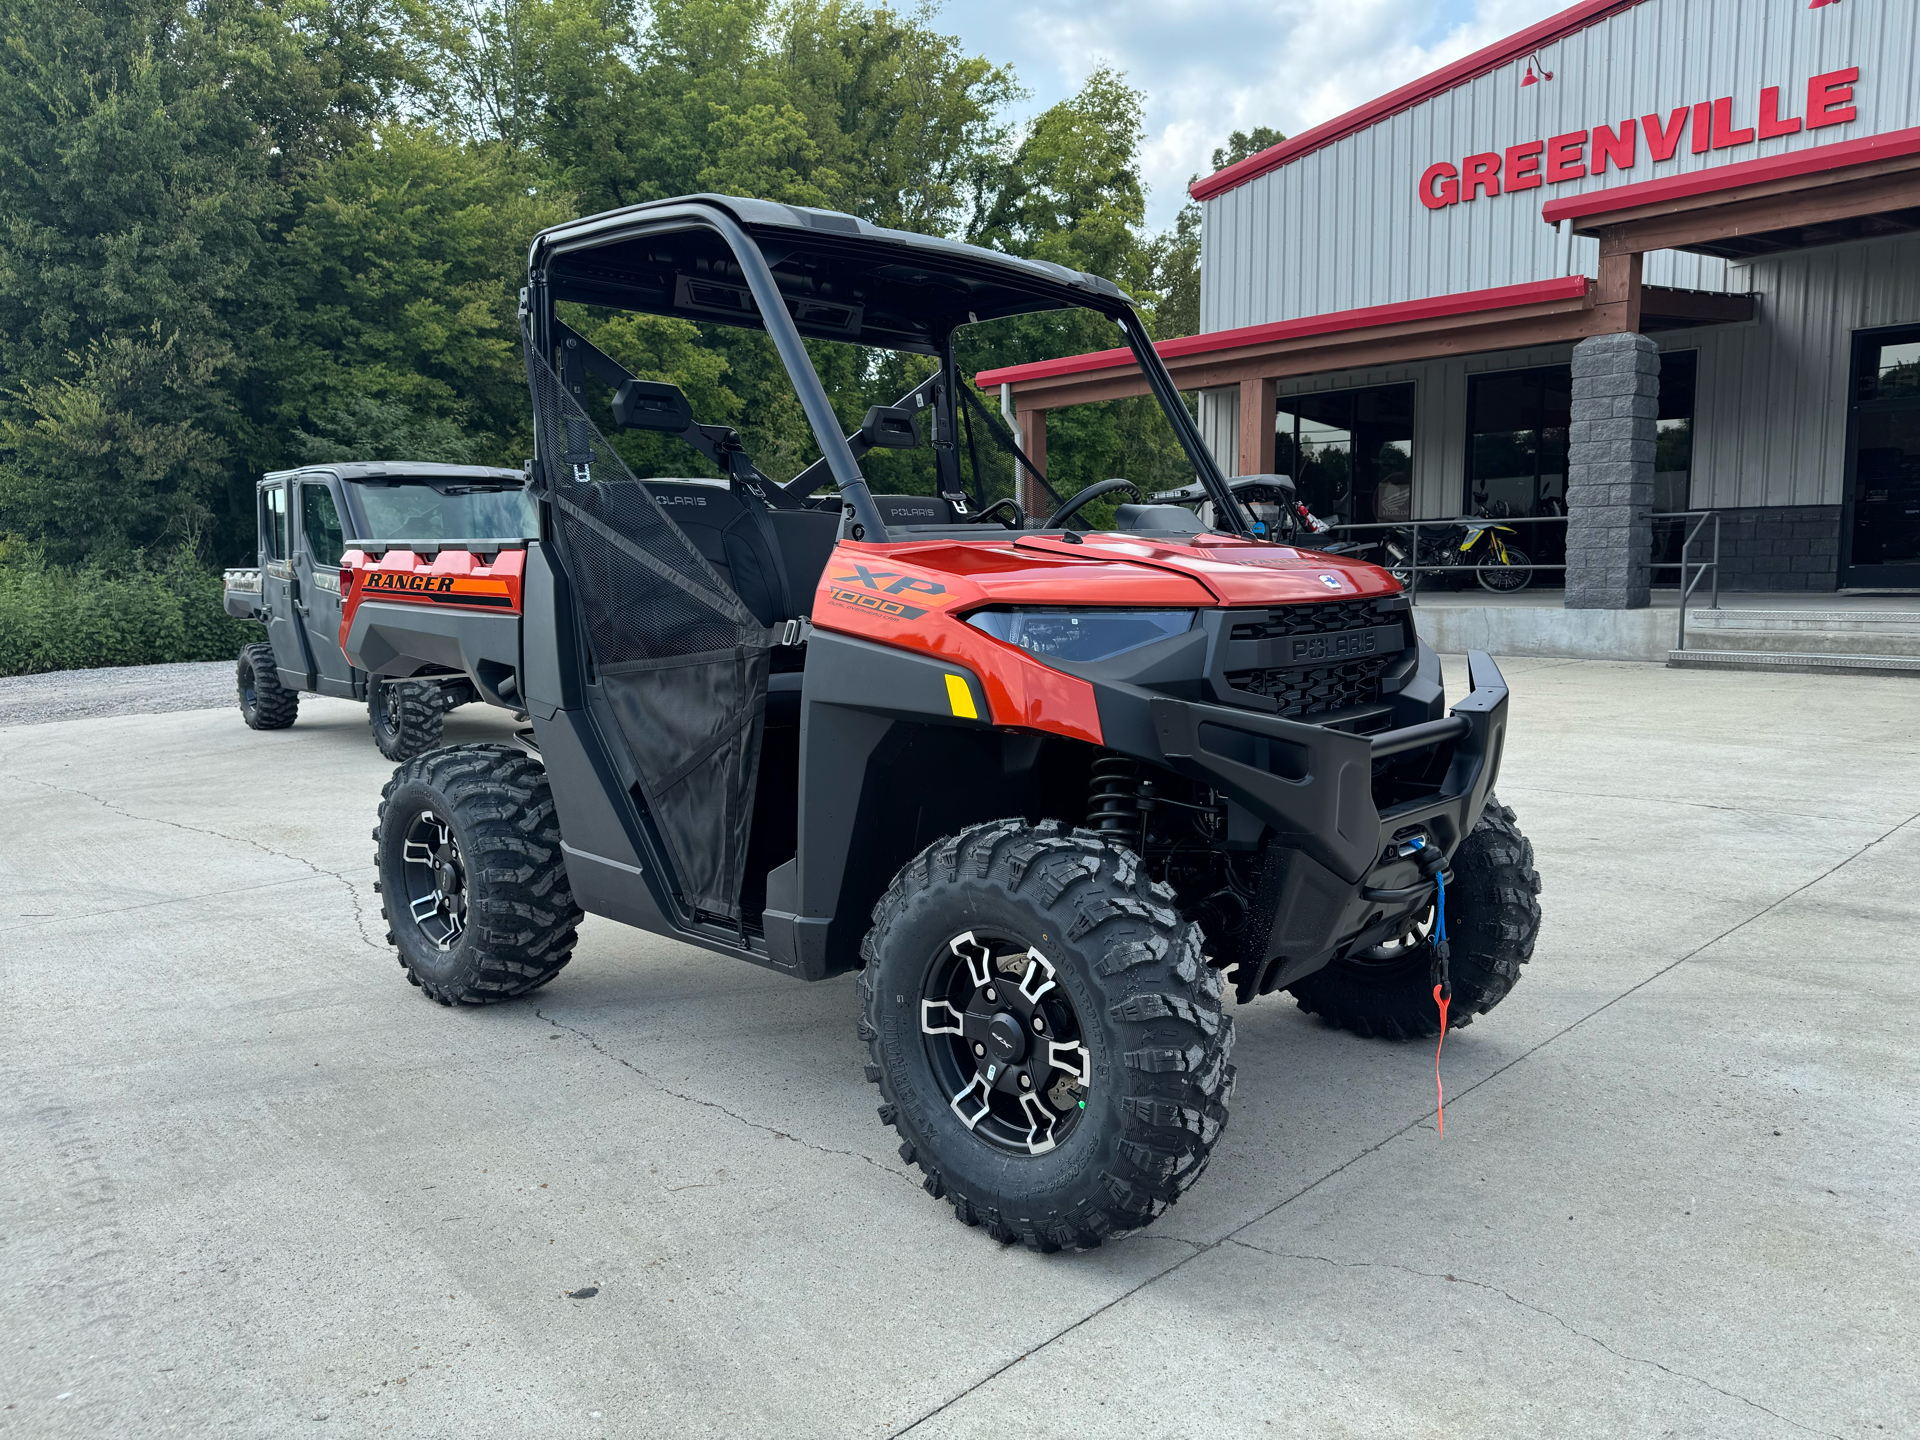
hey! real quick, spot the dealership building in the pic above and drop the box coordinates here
[981,0,1919,611]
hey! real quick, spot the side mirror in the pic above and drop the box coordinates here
[612,379,693,433]
[859,404,920,450]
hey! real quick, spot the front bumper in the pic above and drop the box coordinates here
[1105,649,1509,992]
[1148,649,1508,884]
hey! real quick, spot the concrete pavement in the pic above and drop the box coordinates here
[0,658,1915,1438]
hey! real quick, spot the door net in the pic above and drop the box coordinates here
[527,348,771,920]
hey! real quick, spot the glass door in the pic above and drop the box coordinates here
[1841,326,1919,589]
[1464,365,1571,574]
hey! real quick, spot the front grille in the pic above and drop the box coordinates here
[1225,658,1391,716]
[1229,596,1401,640]
[1222,598,1406,718]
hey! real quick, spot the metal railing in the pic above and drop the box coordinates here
[1314,510,1721,647]
[1670,510,1723,650]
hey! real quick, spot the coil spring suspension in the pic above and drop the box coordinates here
[1088,754,1147,845]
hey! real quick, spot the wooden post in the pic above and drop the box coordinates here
[1019,407,1048,515]
[1238,376,1276,476]
[1596,237,1644,334]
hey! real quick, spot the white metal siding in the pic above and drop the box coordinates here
[1200,0,1918,331]
[1683,233,1920,508]
[1205,235,1918,519]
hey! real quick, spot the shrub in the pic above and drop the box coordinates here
[0,551,259,676]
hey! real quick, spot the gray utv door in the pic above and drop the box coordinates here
[294,477,357,697]
[259,480,314,690]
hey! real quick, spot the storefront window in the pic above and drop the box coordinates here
[1464,366,1570,519]
[1650,351,1699,572]
[1274,383,1413,526]
[1470,356,1698,578]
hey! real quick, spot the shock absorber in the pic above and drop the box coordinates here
[1087,754,1146,847]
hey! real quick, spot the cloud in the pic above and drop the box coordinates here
[932,0,1568,228]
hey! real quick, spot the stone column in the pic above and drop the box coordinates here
[1565,331,1659,610]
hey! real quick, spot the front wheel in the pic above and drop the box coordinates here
[375,744,581,1004]
[1477,547,1533,593]
[1288,796,1541,1039]
[859,820,1233,1252]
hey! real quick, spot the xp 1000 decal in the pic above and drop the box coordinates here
[826,564,947,621]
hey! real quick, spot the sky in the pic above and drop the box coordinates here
[934,0,1572,231]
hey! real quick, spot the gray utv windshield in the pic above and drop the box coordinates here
[351,483,538,540]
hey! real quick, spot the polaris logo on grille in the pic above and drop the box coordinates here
[1287,631,1382,663]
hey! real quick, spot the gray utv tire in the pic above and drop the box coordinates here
[859,819,1233,1252]
[369,679,449,761]
[237,643,298,730]
[374,744,581,1005]
[1288,796,1541,1040]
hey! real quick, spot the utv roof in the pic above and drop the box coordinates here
[528,194,1132,351]
[264,463,525,484]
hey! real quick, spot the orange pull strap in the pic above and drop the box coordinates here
[1432,984,1450,1137]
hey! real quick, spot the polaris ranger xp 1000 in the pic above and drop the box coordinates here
[226,462,537,758]
[342,196,1541,1250]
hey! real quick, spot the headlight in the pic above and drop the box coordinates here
[966,608,1195,663]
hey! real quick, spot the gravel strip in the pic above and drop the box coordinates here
[0,660,242,727]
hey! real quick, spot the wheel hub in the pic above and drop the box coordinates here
[985,1012,1027,1064]
[920,931,1092,1156]
[401,809,468,951]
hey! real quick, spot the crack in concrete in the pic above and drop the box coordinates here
[1226,1240,1838,1437]
[3,773,385,951]
[534,1008,912,1187]
[0,873,328,935]
[892,816,1912,1440]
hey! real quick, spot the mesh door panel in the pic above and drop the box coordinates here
[528,350,771,919]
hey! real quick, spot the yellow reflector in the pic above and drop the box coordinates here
[944,673,978,719]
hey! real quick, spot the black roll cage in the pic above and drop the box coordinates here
[521,197,1253,543]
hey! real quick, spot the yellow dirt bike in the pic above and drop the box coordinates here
[1383,513,1533,592]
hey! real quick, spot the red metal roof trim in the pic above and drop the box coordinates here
[974,275,1592,389]
[1189,0,1647,202]
[1540,127,1921,223]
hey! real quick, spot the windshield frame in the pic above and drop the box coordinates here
[526,198,1253,542]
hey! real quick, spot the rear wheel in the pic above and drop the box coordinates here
[1289,796,1541,1039]
[860,820,1233,1251]
[374,744,581,1004]
[369,679,448,761]
[236,643,298,730]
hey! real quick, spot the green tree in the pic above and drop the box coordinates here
[0,0,411,560]
[278,125,571,466]
[1211,125,1286,173]
[0,330,229,563]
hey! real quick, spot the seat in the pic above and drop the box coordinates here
[642,479,835,625]
[866,494,961,529]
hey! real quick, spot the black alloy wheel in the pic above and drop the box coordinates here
[860,819,1233,1251]
[236,642,298,730]
[374,744,581,1005]
[401,807,468,950]
[368,679,449,761]
[919,930,1092,1157]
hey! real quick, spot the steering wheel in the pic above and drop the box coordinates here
[974,497,1026,530]
[1043,478,1142,531]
